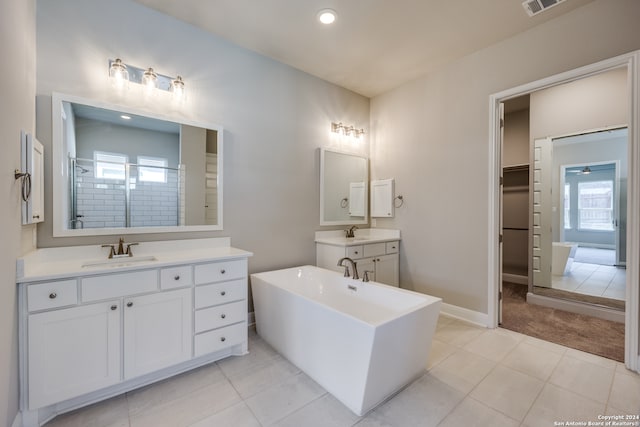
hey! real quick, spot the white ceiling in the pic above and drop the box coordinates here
[135,0,595,98]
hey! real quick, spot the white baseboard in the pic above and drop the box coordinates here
[502,273,528,285]
[440,303,489,328]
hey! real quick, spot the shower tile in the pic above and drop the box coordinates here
[522,383,605,427]
[438,397,519,427]
[549,355,615,403]
[470,365,544,421]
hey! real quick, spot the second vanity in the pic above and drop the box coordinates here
[16,237,252,427]
[315,229,400,286]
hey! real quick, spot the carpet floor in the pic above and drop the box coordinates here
[500,282,625,362]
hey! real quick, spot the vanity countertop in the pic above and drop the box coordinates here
[314,228,400,247]
[17,237,253,283]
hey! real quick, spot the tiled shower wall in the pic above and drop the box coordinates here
[75,170,179,228]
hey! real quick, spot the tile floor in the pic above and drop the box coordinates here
[551,261,626,300]
[44,316,640,427]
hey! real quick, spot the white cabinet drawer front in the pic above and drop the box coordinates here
[385,241,399,254]
[195,300,246,333]
[363,242,386,257]
[27,280,77,312]
[346,245,364,259]
[195,279,246,309]
[194,322,246,357]
[82,270,158,302]
[160,265,193,290]
[194,259,246,284]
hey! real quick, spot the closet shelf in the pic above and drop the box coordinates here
[503,164,529,172]
[503,227,528,231]
[503,185,529,192]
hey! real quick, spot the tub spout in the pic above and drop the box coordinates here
[337,257,359,280]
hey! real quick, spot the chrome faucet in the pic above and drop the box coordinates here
[337,257,359,280]
[345,225,358,238]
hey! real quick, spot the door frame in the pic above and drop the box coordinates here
[488,51,640,372]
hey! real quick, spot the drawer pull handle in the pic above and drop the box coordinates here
[49,292,57,299]
[127,302,133,307]
[220,291,226,296]
[221,269,226,274]
[110,305,117,311]
[174,275,180,280]
[221,314,226,319]
[354,251,359,254]
[220,337,226,342]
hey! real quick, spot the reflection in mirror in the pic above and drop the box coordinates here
[52,93,223,236]
[320,148,368,226]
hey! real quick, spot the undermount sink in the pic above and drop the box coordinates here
[81,255,158,268]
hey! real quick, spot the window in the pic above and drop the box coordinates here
[578,180,614,231]
[95,152,127,180]
[137,156,168,183]
[564,183,571,229]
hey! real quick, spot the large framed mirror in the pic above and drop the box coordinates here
[51,93,223,236]
[320,148,368,226]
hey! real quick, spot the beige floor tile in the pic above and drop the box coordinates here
[522,383,605,427]
[462,329,521,362]
[272,393,361,427]
[129,380,241,427]
[549,355,615,404]
[426,339,457,370]
[502,341,563,381]
[607,371,640,414]
[438,397,519,427]
[217,336,281,377]
[470,365,544,421]
[364,375,464,427]
[244,372,326,425]
[523,335,569,355]
[226,354,301,398]
[44,395,129,427]
[429,349,496,394]
[564,348,618,369]
[187,402,261,427]
[126,362,225,415]
[434,321,485,347]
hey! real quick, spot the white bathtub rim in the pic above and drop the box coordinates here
[250,265,442,328]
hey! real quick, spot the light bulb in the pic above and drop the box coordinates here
[142,68,158,91]
[171,75,186,100]
[109,58,129,89]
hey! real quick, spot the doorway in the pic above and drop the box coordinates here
[488,52,640,372]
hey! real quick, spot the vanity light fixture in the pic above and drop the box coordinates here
[331,122,365,139]
[108,59,186,100]
[317,9,337,25]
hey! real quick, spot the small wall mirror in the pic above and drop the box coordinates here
[51,93,223,236]
[320,148,368,225]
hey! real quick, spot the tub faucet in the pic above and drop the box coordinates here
[337,257,359,280]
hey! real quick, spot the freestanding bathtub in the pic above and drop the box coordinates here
[250,265,442,416]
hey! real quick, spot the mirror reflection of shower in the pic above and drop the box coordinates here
[69,156,185,229]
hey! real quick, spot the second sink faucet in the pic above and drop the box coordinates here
[345,225,358,238]
[337,257,359,280]
[102,237,139,258]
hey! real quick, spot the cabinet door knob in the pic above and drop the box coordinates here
[354,251,359,254]
[127,302,133,307]
[174,275,180,281]
[49,292,57,299]
[220,269,226,274]
[221,314,226,319]
[220,337,226,342]
[110,305,117,311]
[220,291,226,296]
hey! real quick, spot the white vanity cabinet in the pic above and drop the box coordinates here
[315,230,401,287]
[17,239,252,427]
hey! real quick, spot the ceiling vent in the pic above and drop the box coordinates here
[522,0,566,17]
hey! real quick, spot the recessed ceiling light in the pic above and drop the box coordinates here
[120,115,131,120]
[317,9,337,25]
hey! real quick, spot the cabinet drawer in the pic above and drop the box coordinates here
[386,241,399,254]
[194,259,246,285]
[82,270,158,302]
[346,245,364,259]
[195,279,246,309]
[160,266,192,290]
[194,322,246,357]
[27,280,77,312]
[195,300,246,333]
[363,243,386,257]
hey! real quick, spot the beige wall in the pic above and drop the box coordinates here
[35,0,370,279]
[0,0,36,424]
[370,0,640,313]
